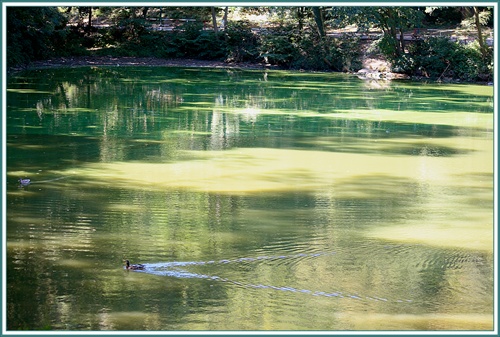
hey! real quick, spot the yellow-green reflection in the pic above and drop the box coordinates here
[6,67,494,331]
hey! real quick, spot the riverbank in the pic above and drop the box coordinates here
[7,56,278,75]
[6,55,491,85]
[6,55,412,83]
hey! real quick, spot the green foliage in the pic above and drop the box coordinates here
[460,7,492,30]
[258,25,301,66]
[376,7,424,58]
[163,21,225,60]
[59,27,91,56]
[224,21,259,62]
[163,7,212,22]
[325,35,363,72]
[120,18,150,43]
[398,37,493,81]
[194,32,226,60]
[259,25,361,71]
[327,6,424,61]
[6,5,493,82]
[290,32,327,70]
[98,18,166,57]
[424,7,463,26]
[376,35,401,61]
[7,7,83,66]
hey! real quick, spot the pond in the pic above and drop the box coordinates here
[5,66,494,331]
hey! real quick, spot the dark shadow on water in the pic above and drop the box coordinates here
[6,66,494,331]
[6,168,494,330]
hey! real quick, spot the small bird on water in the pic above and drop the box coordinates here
[18,178,31,186]
[124,259,145,270]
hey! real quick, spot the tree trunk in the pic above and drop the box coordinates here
[474,6,488,59]
[211,7,218,34]
[222,6,228,30]
[385,8,402,57]
[297,7,305,31]
[399,26,405,54]
[312,7,325,37]
[85,7,92,34]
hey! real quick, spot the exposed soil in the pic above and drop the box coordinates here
[7,56,279,75]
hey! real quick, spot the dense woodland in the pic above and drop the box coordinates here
[6,6,494,81]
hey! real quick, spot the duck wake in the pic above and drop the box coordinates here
[131,252,413,303]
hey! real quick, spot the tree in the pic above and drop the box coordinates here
[296,7,306,31]
[7,7,69,65]
[222,6,229,29]
[74,6,93,33]
[87,7,92,32]
[312,7,325,37]
[473,6,488,59]
[211,6,218,34]
[327,7,423,59]
[427,6,492,60]
[210,7,230,33]
[374,7,423,58]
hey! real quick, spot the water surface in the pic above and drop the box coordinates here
[6,67,494,331]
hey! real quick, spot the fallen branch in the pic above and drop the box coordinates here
[437,62,451,82]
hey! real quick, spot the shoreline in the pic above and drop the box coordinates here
[5,56,412,82]
[7,56,279,75]
[7,56,492,85]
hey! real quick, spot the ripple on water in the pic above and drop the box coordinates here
[132,251,416,304]
[134,237,493,309]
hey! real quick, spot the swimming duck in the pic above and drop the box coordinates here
[124,259,145,270]
[18,178,31,186]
